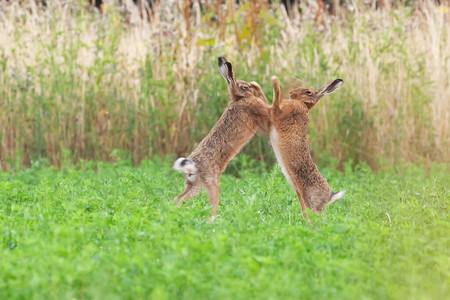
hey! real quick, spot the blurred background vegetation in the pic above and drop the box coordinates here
[0,0,448,171]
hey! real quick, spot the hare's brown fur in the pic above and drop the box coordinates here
[270,76,344,216]
[173,57,270,221]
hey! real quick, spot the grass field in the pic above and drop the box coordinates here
[1,1,448,299]
[1,159,448,299]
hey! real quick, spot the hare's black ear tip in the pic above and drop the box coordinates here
[332,79,344,88]
[218,57,227,66]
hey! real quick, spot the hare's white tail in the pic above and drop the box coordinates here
[328,191,345,205]
[173,158,198,182]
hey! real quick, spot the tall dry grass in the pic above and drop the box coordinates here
[282,0,450,167]
[0,0,448,170]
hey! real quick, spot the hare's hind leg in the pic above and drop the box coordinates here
[174,182,200,207]
[206,183,219,222]
[295,190,307,219]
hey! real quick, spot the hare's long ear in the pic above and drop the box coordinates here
[317,79,343,97]
[303,79,343,111]
[272,76,281,111]
[218,57,236,85]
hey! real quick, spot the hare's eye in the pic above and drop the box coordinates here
[305,90,312,95]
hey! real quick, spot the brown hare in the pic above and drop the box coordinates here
[270,76,344,218]
[173,57,270,221]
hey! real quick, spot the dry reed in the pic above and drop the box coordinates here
[0,0,448,170]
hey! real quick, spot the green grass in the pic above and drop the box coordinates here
[1,159,448,299]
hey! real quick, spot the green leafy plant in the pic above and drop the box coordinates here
[0,159,448,299]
